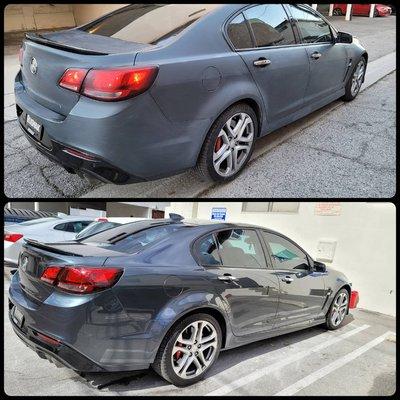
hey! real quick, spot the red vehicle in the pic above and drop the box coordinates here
[333,4,392,17]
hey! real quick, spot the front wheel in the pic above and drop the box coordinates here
[343,58,367,102]
[326,289,349,330]
[333,8,343,16]
[152,314,222,386]
[196,103,257,182]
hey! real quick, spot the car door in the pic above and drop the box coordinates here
[227,4,310,130]
[286,4,349,106]
[260,230,326,329]
[196,228,280,336]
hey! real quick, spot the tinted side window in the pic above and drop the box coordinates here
[244,4,296,48]
[287,5,332,44]
[216,229,266,269]
[262,232,310,270]
[196,234,221,266]
[72,221,91,233]
[54,223,66,231]
[227,13,254,49]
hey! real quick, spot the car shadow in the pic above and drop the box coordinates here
[78,315,355,393]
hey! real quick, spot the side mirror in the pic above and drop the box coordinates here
[337,31,353,44]
[314,261,327,273]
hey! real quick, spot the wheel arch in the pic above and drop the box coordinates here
[195,96,264,166]
[159,306,229,350]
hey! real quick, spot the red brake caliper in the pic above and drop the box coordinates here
[175,342,183,360]
[215,137,223,152]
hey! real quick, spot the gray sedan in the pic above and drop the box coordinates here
[15,4,367,184]
[8,216,359,386]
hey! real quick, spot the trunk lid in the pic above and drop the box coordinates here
[18,239,125,303]
[21,29,150,116]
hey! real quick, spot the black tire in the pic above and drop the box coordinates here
[333,8,343,16]
[374,9,379,18]
[342,57,367,102]
[152,313,222,387]
[196,103,258,183]
[326,289,349,330]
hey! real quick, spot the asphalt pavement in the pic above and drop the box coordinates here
[3,281,396,396]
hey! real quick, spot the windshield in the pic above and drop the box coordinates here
[79,4,221,45]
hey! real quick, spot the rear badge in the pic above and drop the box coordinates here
[30,57,38,75]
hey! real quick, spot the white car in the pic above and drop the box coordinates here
[4,216,94,267]
[74,218,148,240]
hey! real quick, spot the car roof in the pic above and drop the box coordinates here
[80,217,286,244]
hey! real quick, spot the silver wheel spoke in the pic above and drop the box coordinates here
[172,320,218,380]
[213,112,255,178]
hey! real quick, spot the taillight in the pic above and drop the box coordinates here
[40,266,62,285]
[4,233,23,243]
[59,68,89,92]
[18,47,24,66]
[40,266,122,294]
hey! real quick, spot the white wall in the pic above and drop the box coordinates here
[165,202,396,317]
[4,4,76,32]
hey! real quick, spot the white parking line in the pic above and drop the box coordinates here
[275,331,396,396]
[206,324,370,396]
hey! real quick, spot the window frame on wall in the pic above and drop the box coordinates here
[242,202,300,214]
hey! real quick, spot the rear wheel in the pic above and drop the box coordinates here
[152,313,222,386]
[326,289,349,330]
[333,8,343,16]
[196,103,257,183]
[343,57,367,102]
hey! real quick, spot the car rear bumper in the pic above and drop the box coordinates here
[8,272,155,372]
[9,302,106,372]
[15,71,209,183]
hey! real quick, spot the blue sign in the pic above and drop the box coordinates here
[211,207,227,221]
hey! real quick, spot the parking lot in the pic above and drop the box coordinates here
[4,274,396,396]
[3,16,396,199]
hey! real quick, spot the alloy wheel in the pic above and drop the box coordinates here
[171,320,218,380]
[351,60,366,97]
[213,112,255,178]
[331,292,349,327]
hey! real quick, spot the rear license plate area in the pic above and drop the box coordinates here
[25,114,43,141]
[12,306,25,328]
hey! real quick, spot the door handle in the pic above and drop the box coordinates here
[218,275,239,282]
[253,58,272,68]
[311,52,322,60]
[281,276,294,284]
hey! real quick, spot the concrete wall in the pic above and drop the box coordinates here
[72,4,128,26]
[4,4,76,32]
[106,203,150,218]
[165,202,396,317]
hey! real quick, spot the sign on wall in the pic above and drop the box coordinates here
[211,207,227,221]
[315,202,342,216]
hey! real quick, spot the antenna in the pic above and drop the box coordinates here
[169,213,184,222]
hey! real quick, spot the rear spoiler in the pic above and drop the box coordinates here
[25,32,109,56]
[23,238,83,257]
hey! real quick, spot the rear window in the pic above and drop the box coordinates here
[79,4,221,45]
[91,224,187,254]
